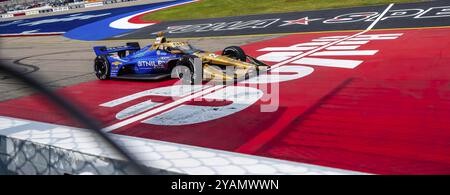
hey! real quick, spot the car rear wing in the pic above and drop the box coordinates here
[93,45,140,57]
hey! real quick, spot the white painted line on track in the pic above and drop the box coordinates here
[326,45,361,50]
[337,41,369,45]
[269,3,394,70]
[310,50,378,56]
[294,57,363,69]
[102,85,224,132]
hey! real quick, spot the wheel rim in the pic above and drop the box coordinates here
[173,66,191,79]
[95,60,108,78]
[173,65,194,84]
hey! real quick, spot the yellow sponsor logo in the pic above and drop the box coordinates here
[112,61,122,66]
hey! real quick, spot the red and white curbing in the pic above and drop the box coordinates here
[109,0,199,29]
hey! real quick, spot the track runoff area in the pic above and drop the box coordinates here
[1,2,450,175]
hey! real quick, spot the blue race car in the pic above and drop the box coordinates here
[92,34,268,83]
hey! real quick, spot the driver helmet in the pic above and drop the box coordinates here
[155,31,167,44]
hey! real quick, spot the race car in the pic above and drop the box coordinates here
[92,33,268,84]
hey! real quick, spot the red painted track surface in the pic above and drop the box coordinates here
[1,27,450,174]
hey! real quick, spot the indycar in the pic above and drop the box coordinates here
[92,33,268,84]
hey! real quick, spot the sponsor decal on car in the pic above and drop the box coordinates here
[112,61,122,66]
[137,60,165,69]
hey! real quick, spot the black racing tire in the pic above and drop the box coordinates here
[171,56,197,85]
[222,46,246,61]
[126,42,140,50]
[94,55,110,80]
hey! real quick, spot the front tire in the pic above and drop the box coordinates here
[94,55,110,80]
[222,46,246,61]
[171,56,197,85]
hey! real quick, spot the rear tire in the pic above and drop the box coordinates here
[94,55,110,80]
[222,46,246,61]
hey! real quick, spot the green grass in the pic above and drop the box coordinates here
[141,0,426,22]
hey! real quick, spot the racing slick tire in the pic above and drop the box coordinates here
[172,56,198,85]
[222,46,246,61]
[94,55,110,80]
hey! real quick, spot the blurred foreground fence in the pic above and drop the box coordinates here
[0,135,135,175]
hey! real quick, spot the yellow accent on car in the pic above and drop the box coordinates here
[112,61,122,66]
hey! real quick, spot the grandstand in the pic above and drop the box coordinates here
[0,0,134,16]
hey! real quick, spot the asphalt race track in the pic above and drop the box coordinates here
[1,1,450,175]
[114,0,450,39]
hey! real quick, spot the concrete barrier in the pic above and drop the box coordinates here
[84,2,104,8]
[52,7,69,12]
[68,4,85,9]
[38,9,54,14]
[1,14,14,18]
[25,10,40,16]
[13,12,26,17]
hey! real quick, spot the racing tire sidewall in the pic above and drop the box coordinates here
[172,57,196,85]
[222,46,246,61]
[94,56,110,80]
